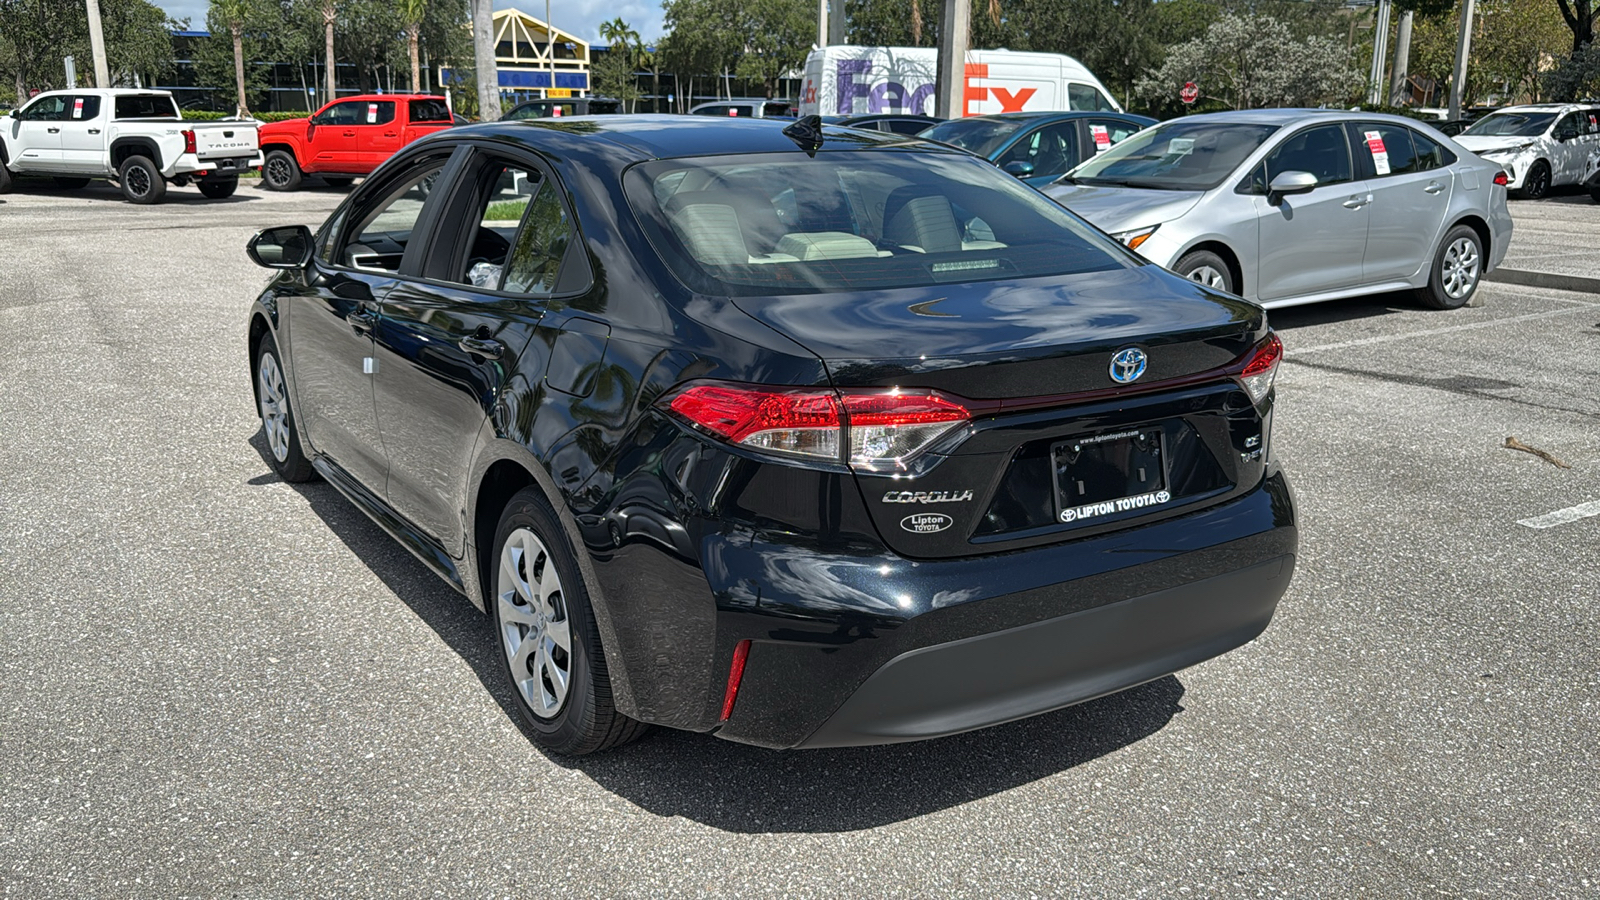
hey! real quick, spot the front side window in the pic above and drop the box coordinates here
[919,117,1029,157]
[19,95,70,121]
[1263,125,1353,188]
[1554,113,1582,141]
[314,101,375,126]
[1069,121,1278,191]
[339,161,448,271]
[1067,83,1115,112]
[625,150,1130,296]
[999,122,1081,174]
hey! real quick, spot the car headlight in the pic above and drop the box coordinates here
[1112,225,1159,251]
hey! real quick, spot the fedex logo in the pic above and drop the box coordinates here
[834,61,1036,116]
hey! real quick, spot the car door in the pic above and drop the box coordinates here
[1249,123,1369,302]
[1351,122,1451,284]
[372,149,587,554]
[355,100,400,172]
[1548,112,1586,184]
[9,94,69,170]
[996,119,1084,185]
[308,100,363,169]
[57,94,105,172]
[283,147,460,492]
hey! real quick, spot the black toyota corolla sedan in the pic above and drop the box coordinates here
[245,116,1297,755]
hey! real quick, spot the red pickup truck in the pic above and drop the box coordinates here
[258,94,453,191]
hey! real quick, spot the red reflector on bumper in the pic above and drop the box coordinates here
[1493,171,1509,186]
[719,639,752,721]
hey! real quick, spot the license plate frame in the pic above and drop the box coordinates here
[1051,427,1171,525]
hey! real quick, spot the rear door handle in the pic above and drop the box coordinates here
[458,335,504,360]
[1424,182,1444,194]
[348,307,378,335]
[87,128,100,134]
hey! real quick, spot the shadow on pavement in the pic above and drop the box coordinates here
[246,430,1187,833]
[1266,290,1421,330]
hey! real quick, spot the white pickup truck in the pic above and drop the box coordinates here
[0,89,261,203]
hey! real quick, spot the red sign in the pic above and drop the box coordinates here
[1090,124,1111,152]
[1180,82,1199,104]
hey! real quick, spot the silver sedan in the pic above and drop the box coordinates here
[1043,109,1513,310]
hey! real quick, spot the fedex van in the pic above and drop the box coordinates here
[799,46,1120,118]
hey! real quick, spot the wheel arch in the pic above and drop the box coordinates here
[247,311,274,406]
[261,141,302,166]
[1448,213,1492,263]
[110,138,162,171]
[1176,239,1246,298]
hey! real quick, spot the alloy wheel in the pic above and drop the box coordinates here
[1441,237,1481,300]
[497,528,573,718]
[257,351,291,462]
[126,165,150,198]
[266,157,293,188]
[1187,265,1228,290]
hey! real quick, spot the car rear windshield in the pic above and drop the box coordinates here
[918,117,1029,157]
[1064,121,1279,191]
[409,98,451,122]
[1463,112,1557,137]
[625,150,1131,297]
[114,95,179,119]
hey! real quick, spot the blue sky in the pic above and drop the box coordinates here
[153,0,668,46]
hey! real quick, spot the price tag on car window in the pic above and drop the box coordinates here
[1364,130,1390,176]
[367,102,378,123]
[552,106,562,117]
[1090,124,1111,153]
[728,108,738,117]
[72,98,84,119]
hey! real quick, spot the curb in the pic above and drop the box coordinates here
[1485,268,1600,295]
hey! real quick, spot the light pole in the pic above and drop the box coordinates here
[1366,0,1391,106]
[934,0,970,119]
[85,0,110,88]
[1389,10,1414,105]
[1449,0,1475,121]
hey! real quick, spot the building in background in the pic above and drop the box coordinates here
[439,8,589,108]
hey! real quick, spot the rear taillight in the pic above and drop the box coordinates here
[1236,332,1283,405]
[666,383,971,471]
[1493,170,1509,187]
[182,129,196,154]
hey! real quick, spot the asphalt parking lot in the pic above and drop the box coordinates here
[1,179,1596,898]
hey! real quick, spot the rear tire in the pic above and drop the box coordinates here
[118,155,165,204]
[322,176,354,188]
[1416,224,1482,310]
[198,177,238,199]
[52,176,91,189]
[0,162,12,194]
[1589,186,1600,204]
[262,149,302,191]
[1173,250,1235,294]
[255,331,316,483]
[491,488,649,756]
[1518,161,1551,200]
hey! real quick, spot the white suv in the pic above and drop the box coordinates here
[1455,103,1600,199]
[0,89,261,203]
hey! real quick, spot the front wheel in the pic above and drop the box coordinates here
[198,177,238,199]
[491,488,649,756]
[53,176,91,189]
[1417,224,1482,310]
[1518,161,1551,200]
[118,155,165,204]
[1173,250,1235,294]
[261,149,302,191]
[255,332,316,482]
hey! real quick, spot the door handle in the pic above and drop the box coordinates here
[382,132,398,138]
[458,335,504,360]
[46,127,59,133]
[1343,196,1368,209]
[88,128,100,134]
[343,130,356,137]
[348,307,378,335]
[1424,182,1444,194]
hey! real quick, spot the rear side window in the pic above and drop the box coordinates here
[1410,131,1455,171]
[504,182,574,294]
[408,98,451,123]
[625,150,1129,296]
[114,95,178,119]
[69,95,102,120]
[1356,124,1417,177]
[1067,83,1115,112]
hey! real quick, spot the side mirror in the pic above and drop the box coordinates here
[1002,160,1036,178]
[1267,170,1318,203]
[248,225,315,269]
[6,109,16,118]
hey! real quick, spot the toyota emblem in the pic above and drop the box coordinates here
[1110,348,1147,384]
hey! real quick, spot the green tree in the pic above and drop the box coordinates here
[210,0,261,115]
[735,0,812,98]
[1,0,177,99]
[596,18,640,110]
[1554,0,1598,54]
[660,0,745,105]
[1136,12,1361,110]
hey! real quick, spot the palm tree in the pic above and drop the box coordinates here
[212,0,253,116]
[322,0,337,102]
[597,18,640,111]
[398,0,427,92]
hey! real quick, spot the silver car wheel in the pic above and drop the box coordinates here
[257,351,291,463]
[497,528,573,718]
[1187,265,1227,289]
[1441,236,1480,300]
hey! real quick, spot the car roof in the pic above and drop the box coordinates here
[1165,108,1439,129]
[437,114,961,165]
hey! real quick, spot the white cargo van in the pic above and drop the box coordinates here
[799,46,1120,118]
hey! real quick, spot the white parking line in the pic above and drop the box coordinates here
[1287,305,1599,356]
[1518,500,1600,530]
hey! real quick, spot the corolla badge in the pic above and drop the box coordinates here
[1110,347,1148,384]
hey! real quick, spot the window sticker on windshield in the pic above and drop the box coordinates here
[1090,124,1111,152]
[367,102,378,123]
[72,98,84,119]
[1364,130,1390,175]
[1168,138,1195,156]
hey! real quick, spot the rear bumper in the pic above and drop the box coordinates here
[710,467,1297,748]
[798,554,1291,747]
[167,152,261,178]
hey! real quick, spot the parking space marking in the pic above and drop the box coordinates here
[1518,500,1600,529]
[1287,304,1599,356]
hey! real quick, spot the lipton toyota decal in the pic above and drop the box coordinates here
[1060,490,1171,523]
[882,490,974,504]
[901,513,953,533]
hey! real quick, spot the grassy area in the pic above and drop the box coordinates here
[485,199,528,222]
